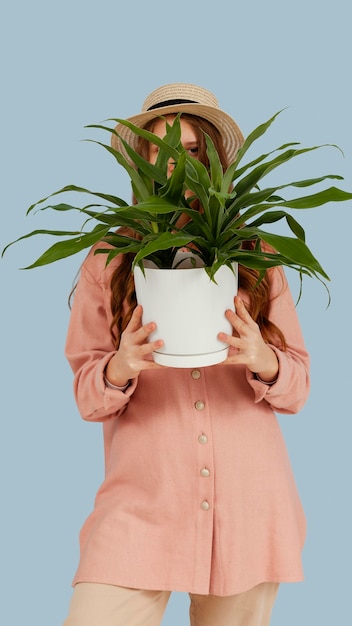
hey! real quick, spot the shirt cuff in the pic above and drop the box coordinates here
[253,372,278,386]
[103,375,131,392]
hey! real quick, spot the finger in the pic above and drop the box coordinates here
[234,296,253,322]
[225,298,257,335]
[224,308,247,335]
[138,338,164,355]
[126,304,144,332]
[125,306,158,342]
[133,320,158,344]
[217,331,241,348]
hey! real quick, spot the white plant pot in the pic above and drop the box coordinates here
[134,254,238,368]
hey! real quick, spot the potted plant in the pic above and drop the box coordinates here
[3,111,352,366]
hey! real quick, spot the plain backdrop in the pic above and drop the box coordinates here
[1,1,351,624]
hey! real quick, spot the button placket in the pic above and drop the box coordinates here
[197,431,212,509]
[189,368,213,515]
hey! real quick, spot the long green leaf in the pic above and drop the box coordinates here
[155,114,183,172]
[184,156,212,223]
[233,110,286,168]
[85,140,151,201]
[221,141,300,193]
[274,186,352,209]
[27,184,128,215]
[158,150,187,204]
[113,136,167,186]
[133,231,194,267]
[36,203,128,226]
[244,210,306,241]
[106,118,180,161]
[225,173,343,220]
[205,133,223,191]
[243,228,329,279]
[234,145,325,197]
[2,228,84,257]
[133,195,181,214]
[22,225,111,269]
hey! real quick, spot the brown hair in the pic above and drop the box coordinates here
[109,114,286,350]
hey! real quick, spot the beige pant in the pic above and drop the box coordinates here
[63,581,279,626]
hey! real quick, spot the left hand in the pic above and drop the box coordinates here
[218,295,279,383]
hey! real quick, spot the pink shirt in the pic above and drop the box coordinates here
[65,246,310,596]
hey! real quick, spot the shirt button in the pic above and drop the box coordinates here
[198,434,208,444]
[200,467,210,477]
[191,370,201,380]
[201,500,210,511]
[195,400,205,411]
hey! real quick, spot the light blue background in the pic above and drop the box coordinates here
[1,1,351,624]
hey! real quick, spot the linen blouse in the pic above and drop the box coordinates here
[65,245,310,596]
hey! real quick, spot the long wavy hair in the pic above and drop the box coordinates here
[109,114,286,350]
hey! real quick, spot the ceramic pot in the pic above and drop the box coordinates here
[134,255,238,368]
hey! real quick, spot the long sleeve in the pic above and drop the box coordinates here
[245,267,310,414]
[65,251,137,422]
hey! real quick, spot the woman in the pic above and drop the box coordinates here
[63,83,309,626]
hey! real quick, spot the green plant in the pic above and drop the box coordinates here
[4,111,352,298]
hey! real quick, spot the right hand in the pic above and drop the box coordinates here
[105,305,164,386]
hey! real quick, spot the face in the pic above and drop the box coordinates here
[148,115,199,174]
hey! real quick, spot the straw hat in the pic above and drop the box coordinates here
[111,83,244,164]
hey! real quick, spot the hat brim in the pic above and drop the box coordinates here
[111,103,244,165]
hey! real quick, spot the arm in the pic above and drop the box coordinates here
[219,267,310,414]
[65,250,163,422]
